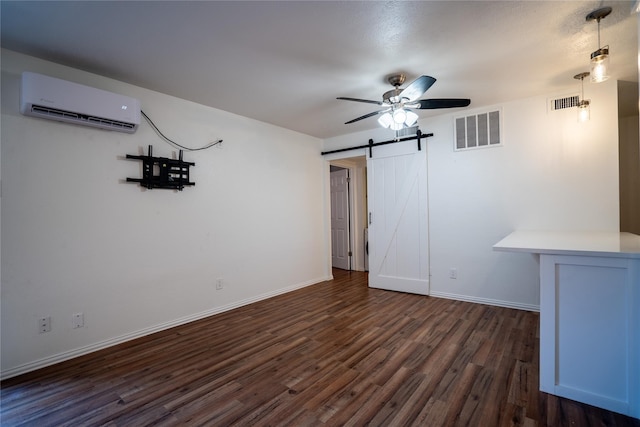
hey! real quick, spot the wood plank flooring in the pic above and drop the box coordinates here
[2,269,639,426]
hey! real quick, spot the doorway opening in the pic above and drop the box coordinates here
[329,157,367,272]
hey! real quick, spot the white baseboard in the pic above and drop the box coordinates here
[1,275,331,380]
[429,291,540,312]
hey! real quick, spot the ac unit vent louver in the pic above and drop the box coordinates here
[549,95,580,111]
[30,105,137,132]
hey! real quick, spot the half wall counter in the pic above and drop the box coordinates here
[494,231,640,419]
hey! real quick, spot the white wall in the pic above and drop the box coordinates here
[1,49,330,378]
[324,80,620,310]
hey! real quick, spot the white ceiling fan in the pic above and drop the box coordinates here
[338,73,471,130]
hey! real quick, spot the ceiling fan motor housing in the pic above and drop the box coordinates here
[387,73,406,87]
[383,88,406,105]
[383,74,408,104]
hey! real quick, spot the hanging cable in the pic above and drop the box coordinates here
[140,110,223,151]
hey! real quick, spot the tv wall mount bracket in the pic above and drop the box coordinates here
[126,145,195,190]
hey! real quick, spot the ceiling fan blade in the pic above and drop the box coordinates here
[411,98,471,109]
[399,75,436,102]
[337,97,383,105]
[344,109,390,124]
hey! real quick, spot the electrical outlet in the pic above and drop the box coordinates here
[449,268,458,279]
[72,312,84,329]
[38,316,51,333]
[216,278,224,290]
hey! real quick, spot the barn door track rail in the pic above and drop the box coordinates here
[321,129,433,158]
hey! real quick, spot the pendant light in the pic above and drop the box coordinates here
[586,7,612,83]
[574,72,590,122]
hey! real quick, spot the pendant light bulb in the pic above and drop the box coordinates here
[590,47,610,83]
[574,72,591,122]
[586,7,612,83]
[390,121,404,131]
[392,108,407,124]
[378,112,393,128]
[405,110,419,127]
[577,100,591,122]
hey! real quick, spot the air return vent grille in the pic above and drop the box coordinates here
[454,109,501,151]
[549,95,580,111]
[396,125,418,138]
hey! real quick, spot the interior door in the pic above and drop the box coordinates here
[367,140,429,294]
[331,168,350,270]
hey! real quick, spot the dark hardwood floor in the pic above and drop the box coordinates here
[1,269,639,426]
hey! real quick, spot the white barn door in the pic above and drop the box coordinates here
[367,140,429,295]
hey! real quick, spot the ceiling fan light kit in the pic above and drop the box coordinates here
[338,73,470,132]
[586,6,612,83]
[377,108,419,131]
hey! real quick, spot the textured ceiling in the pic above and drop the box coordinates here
[1,1,637,139]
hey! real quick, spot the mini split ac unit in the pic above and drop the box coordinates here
[20,72,141,133]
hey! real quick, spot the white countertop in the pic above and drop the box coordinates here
[493,231,640,259]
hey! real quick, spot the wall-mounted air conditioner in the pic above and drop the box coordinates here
[20,72,140,133]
